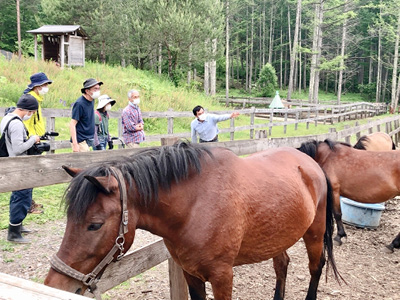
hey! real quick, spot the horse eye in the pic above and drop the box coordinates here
[87,223,103,231]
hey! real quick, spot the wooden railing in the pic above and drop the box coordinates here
[0,102,388,151]
[1,114,399,299]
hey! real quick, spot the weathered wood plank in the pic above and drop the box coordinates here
[84,239,171,295]
[0,272,90,300]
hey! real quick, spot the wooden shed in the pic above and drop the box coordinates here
[27,25,88,68]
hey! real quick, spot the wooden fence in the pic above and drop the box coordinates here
[1,114,399,299]
[0,102,387,151]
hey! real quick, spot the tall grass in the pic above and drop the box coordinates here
[0,56,220,112]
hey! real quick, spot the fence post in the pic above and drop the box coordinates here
[46,116,56,154]
[355,122,361,140]
[344,125,351,144]
[295,111,299,130]
[269,108,274,136]
[230,117,235,141]
[162,137,189,300]
[368,121,373,134]
[323,108,327,125]
[250,106,255,139]
[284,110,288,134]
[167,108,174,134]
[314,107,318,127]
[306,108,310,130]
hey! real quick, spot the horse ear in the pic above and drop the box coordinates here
[62,165,82,177]
[84,175,113,194]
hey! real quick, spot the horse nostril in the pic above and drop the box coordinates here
[75,288,82,294]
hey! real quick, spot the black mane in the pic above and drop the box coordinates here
[297,139,351,159]
[353,135,369,150]
[64,141,214,222]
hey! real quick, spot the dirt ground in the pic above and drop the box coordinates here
[0,198,399,300]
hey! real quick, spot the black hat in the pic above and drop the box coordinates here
[81,78,103,94]
[17,94,39,111]
[23,72,53,94]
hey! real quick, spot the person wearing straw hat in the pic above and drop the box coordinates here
[22,72,52,214]
[70,78,103,152]
[93,94,116,150]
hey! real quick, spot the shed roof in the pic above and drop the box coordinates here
[27,25,88,37]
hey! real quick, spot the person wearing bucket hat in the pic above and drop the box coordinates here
[93,94,116,151]
[70,78,103,152]
[22,72,52,214]
[0,94,41,243]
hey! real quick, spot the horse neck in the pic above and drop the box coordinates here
[135,182,196,240]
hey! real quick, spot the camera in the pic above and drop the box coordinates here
[27,131,59,155]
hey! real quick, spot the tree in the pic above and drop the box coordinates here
[257,63,278,96]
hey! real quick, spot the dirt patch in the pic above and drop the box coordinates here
[1,198,399,299]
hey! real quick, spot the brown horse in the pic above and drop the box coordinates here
[44,141,340,300]
[353,132,395,151]
[298,139,400,253]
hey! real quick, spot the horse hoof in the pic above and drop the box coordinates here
[382,245,394,254]
[333,238,342,246]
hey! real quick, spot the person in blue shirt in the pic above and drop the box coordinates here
[70,78,103,152]
[191,105,239,143]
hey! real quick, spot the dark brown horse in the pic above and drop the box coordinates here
[353,132,395,151]
[298,139,400,253]
[44,141,340,300]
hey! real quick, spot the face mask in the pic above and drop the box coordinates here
[133,98,140,105]
[198,113,207,121]
[91,91,101,99]
[105,104,112,111]
[39,86,49,95]
[23,113,33,121]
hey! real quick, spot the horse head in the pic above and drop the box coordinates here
[44,165,138,296]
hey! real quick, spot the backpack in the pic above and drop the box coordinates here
[0,116,21,157]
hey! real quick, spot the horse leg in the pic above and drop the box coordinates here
[272,251,290,300]
[332,193,347,246]
[302,213,326,300]
[182,271,207,300]
[384,232,400,253]
[208,265,234,300]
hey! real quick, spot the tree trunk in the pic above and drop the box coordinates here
[268,4,274,64]
[249,5,254,94]
[287,0,302,101]
[158,44,162,75]
[337,0,348,104]
[204,40,210,95]
[188,45,192,85]
[210,38,217,96]
[309,0,323,103]
[368,44,373,84]
[225,0,230,105]
[246,5,249,91]
[16,0,21,58]
[308,1,320,102]
[262,0,266,67]
[376,1,382,102]
[391,10,400,112]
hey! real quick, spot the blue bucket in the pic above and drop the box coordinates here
[340,197,385,229]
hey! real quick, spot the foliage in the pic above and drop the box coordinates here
[358,83,377,101]
[256,63,278,97]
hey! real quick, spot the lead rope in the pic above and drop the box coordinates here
[49,167,129,299]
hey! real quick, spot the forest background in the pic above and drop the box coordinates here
[2,0,400,111]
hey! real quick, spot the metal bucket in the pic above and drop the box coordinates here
[340,197,385,229]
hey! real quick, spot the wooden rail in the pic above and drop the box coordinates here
[1,115,399,299]
[0,102,387,151]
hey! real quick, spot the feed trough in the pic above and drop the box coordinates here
[340,197,385,229]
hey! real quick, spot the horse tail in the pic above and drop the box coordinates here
[353,136,368,150]
[324,175,345,284]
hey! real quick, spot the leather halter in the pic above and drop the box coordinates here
[50,167,129,299]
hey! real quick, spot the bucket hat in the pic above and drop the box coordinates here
[23,72,52,94]
[81,78,103,94]
[97,94,116,110]
[17,94,39,111]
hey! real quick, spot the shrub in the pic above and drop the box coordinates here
[257,63,278,97]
